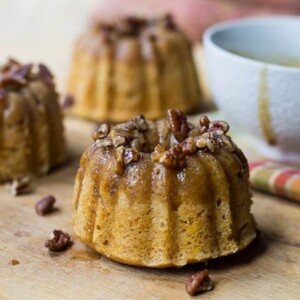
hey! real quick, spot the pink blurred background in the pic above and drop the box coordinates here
[92,0,300,41]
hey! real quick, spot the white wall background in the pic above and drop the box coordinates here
[0,0,99,89]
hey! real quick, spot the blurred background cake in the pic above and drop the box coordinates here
[0,59,66,182]
[68,15,201,122]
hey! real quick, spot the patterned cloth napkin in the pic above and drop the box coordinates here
[249,162,300,203]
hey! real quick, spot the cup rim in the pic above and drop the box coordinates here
[203,15,300,73]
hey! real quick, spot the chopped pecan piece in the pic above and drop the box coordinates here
[185,269,213,296]
[127,114,148,131]
[45,230,72,252]
[123,148,139,165]
[10,177,31,196]
[92,123,111,141]
[181,137,197,155]
[38,64,54,86]
[159,144,186,168]
[0,75,26,89]
[95,138,112,148]
[35,195,56,216]
[115,147,140,174]
[112,135,129,148]
[11,64,32,80]
[164,14,176,30]
[167,109,190,142]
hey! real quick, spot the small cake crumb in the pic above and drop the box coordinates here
[9,259,20,266]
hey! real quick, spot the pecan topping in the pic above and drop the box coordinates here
[167,109,190,142]
[92,123,111,141]
[199,115,210,134]
[154,144,186,168]
[123,148,139,165]
[10,177,31,196]
[208,120,230,135]
[112,135,129,148]
[95,138,112,148]
[115,146,139,174]
[127,114,148,131]
[35,195,56,216]
[0,75,26,89]
[0,88,6,100]
[12,64,32,79]
[164,14,176,30]
[38,64,54,86]
[62,94,74,109]
[185,270,213,296]
[181,137,197,155]
[45,230,72,252]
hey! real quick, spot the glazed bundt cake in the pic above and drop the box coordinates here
[68,15,201,122]
[0,58,66,182]
[73,109,256,268]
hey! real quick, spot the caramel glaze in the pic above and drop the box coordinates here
[73,114,256,268]
[0,61,66,182]
[258,66,277,145]
[68,16,201,122]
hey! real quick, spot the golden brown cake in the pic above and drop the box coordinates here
[73,109,256,268]
[0,59,66,182]
[68,15,201,122]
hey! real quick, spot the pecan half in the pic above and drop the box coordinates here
[185,269,213,296]
[199,115,210,134]
[35,195,56,216]
[45,230,72,252]
[167,109,190,142]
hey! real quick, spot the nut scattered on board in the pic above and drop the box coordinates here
[10,177,31,196]
[9,259,20,266]
[35,195,56,216]
[185,269,213,296]
[45,230,72,252]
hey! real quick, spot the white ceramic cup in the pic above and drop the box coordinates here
[203,16,300,163]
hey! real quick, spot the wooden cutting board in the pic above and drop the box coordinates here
[1,116,300,300]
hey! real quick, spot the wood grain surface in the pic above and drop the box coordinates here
[0,116,300,300]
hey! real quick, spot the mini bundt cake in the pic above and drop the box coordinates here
[0,58,66,182]
[73,109,256,268]
[68,15,201,122]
